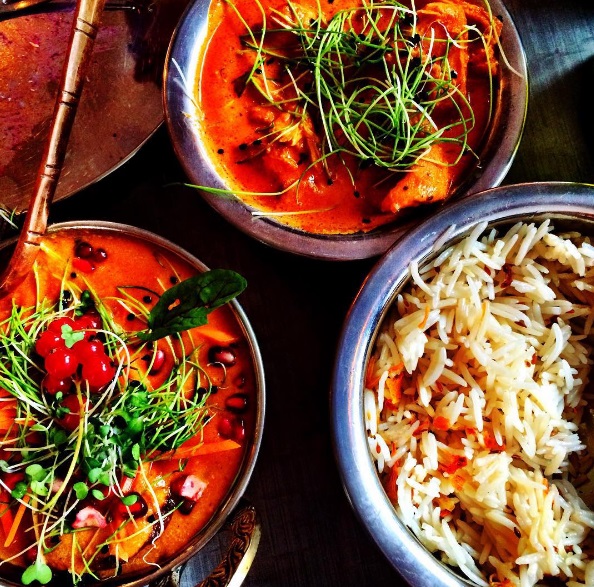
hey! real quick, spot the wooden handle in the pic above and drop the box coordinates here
[0,0,106,296]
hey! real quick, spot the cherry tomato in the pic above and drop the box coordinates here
[42,375,72,395]
[74,312,102,334]
[45,347,79,379]
[72,339,106,363]
[48,317,77,335]
[81,357,115,391]
[35,330,64,358]
[58,394,90,432]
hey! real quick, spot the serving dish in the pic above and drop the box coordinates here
[0,0,189,214]
[331,182,594,586]
[164,0,528,261]
[0,220,265,587]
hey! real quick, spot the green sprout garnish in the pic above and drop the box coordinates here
[197,0,499,209]
[0,268,246,585]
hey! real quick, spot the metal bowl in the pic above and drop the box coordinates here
[0,221,265,587]
[331,182,594,586]
[163,0,528,261]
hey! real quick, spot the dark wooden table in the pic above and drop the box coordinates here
[5,0,594,585]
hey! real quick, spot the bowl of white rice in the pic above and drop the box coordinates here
[331,182,594,587]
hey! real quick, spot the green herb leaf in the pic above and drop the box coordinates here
[25,464,46,482]
[121,494,138,506]
[87,468,102,484]
[30,480,49,497]
[138,270,247,342]
[22,559,52,585]
[11,481,27,500]
[60,324,85,349]
[0,460,9,472]
[73,482,88,500]
[91,489,106,501]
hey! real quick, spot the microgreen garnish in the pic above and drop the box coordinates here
[61,324,84,348]
[196,0,499,209]
[0,267,246,584]
[22,560,52,586]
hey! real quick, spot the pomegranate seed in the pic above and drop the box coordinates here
[75,241,94,259]
[72,258,95,274]
[233,419,246,442]
[208,346,236,366]
[142,349,166,374]
[115,493,148,518]
[225,393,248,414]
[217,416,234,439]
[92,248,108,263]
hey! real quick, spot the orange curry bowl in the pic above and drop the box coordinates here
[164,0,528,260]
[0,221,265,587]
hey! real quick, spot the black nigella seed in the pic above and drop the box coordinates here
[327,178,334,186]
[238,143,248,151]
[354,190,360,198]
[496,14,503,21]
[255,68,262,74]
[362,218,371,224]
[266,57,275,65]
[253,139,262,146]
[170,276,179,285]
[451,70,458,79]
[143,295,152,303]
[127,313,135,321]
[217,148,224,154]
[210,385,219,394]
[61,290,73,303]
[70,272,77,279]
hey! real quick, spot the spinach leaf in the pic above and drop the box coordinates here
[137,269,247,342]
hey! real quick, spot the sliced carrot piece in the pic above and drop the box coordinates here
[4,493,30,548]
[0,490,14,539]
[196,324,238,345]
[163,439,241,460]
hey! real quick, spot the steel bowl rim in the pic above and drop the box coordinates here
[330,181,594,587]
[163,0,529,261]
[0,220,266,587]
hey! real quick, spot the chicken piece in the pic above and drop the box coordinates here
[380,143,454,213]
[415,1,470,96]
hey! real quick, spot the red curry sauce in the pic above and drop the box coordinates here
[0,229,257,583]
[198,0,502,235]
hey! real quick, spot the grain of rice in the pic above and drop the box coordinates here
[367,221,594,586]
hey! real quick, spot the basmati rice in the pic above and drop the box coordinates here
[367,220,594,587]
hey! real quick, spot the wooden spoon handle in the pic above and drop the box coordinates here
[0,0,106,296]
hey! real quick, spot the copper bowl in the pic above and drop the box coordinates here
[331,182,594,586]
[163,0,528,260]
[0,221,265,587]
